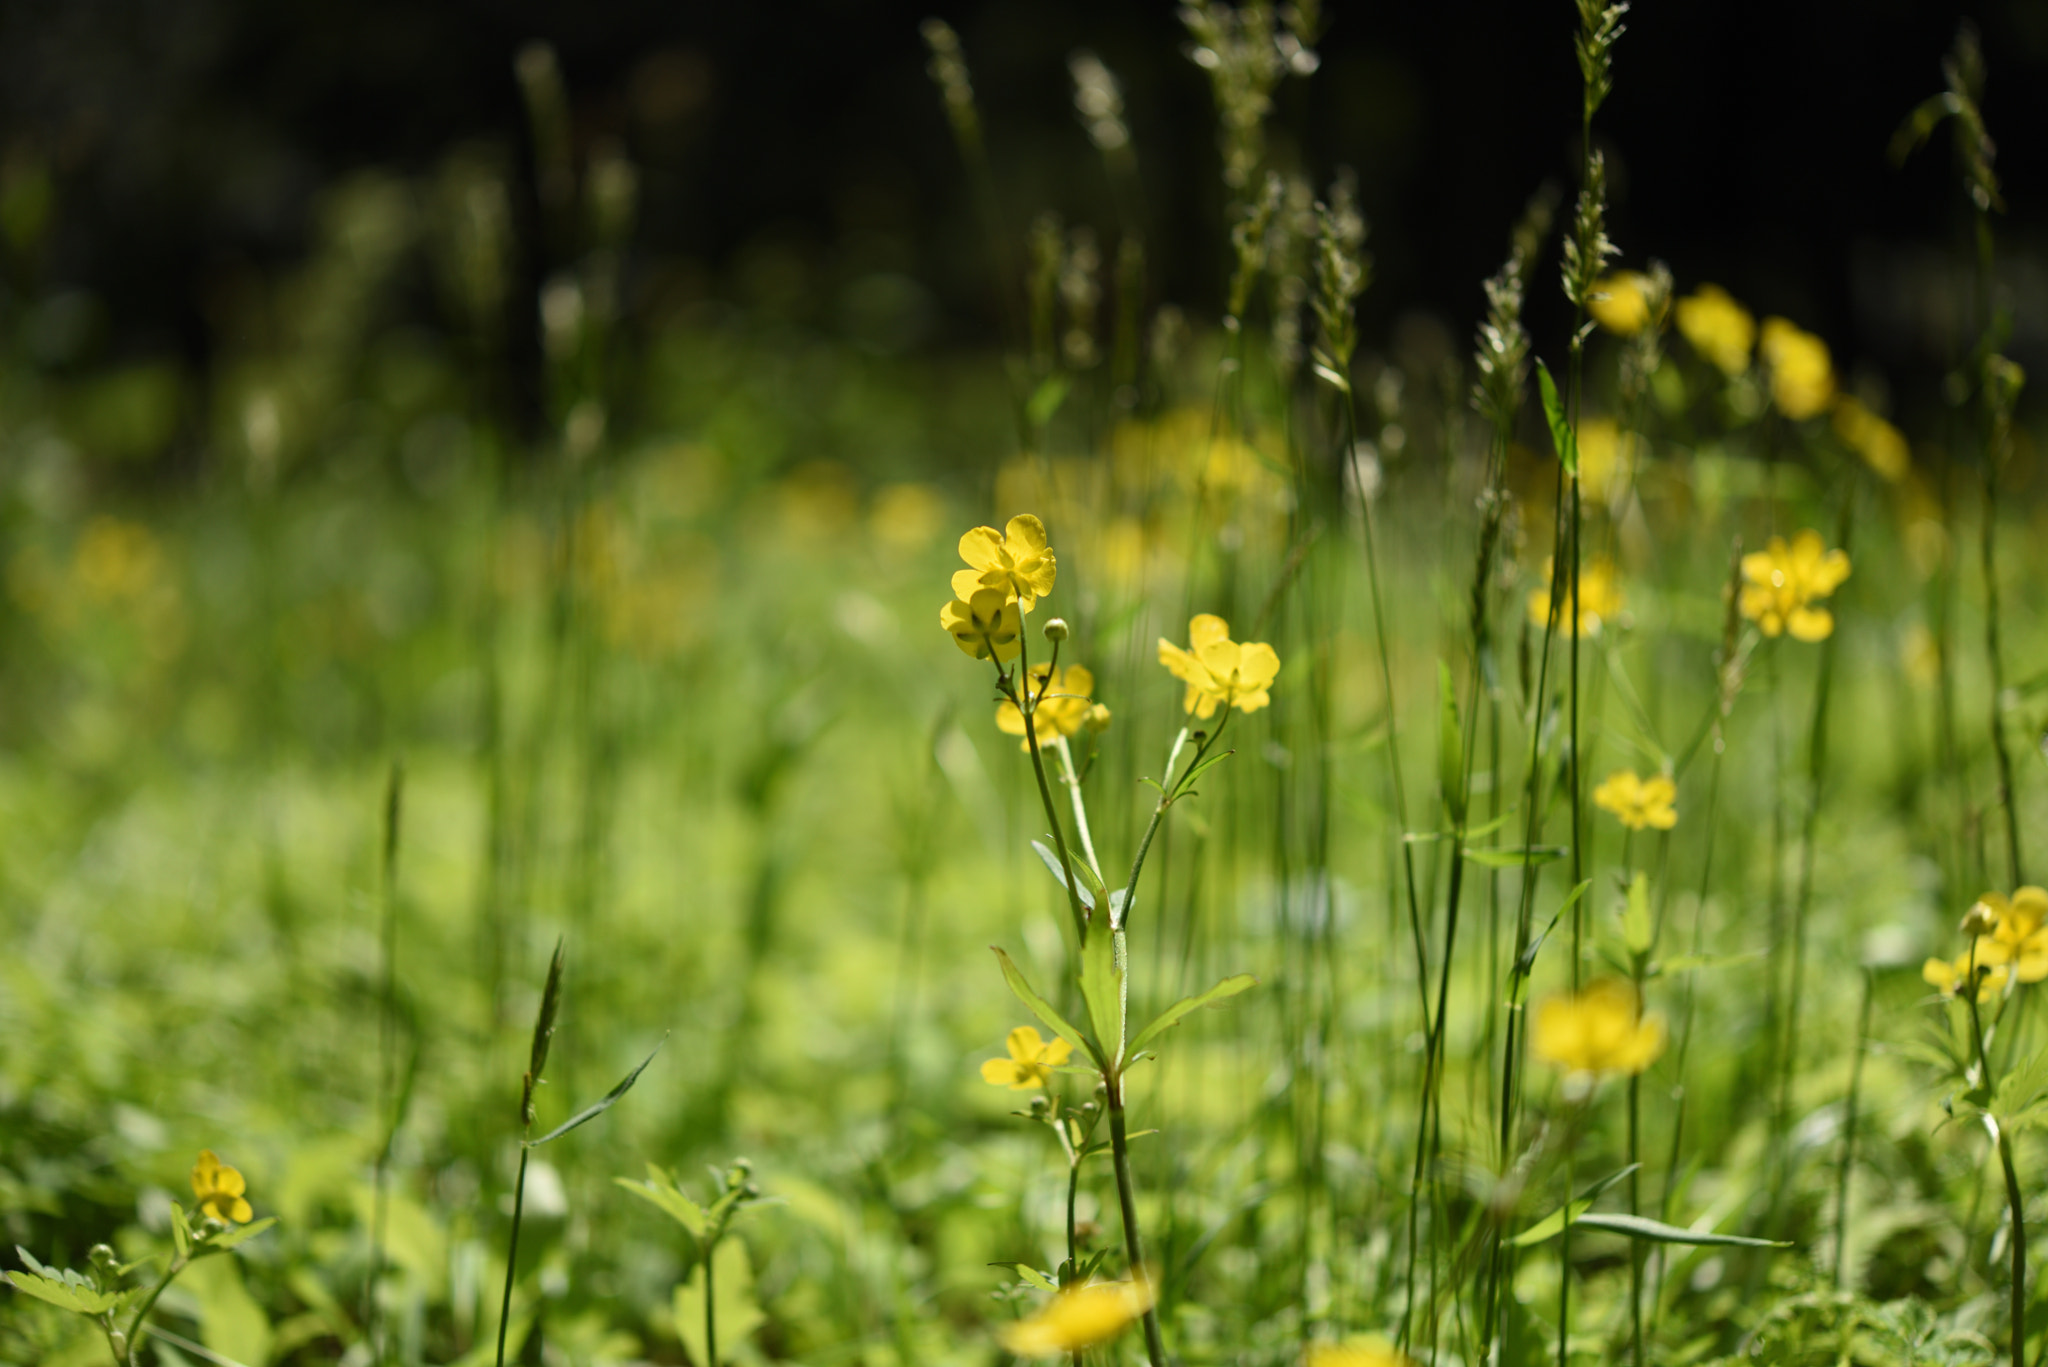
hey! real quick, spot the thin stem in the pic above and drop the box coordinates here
[1054,737,1105,884]
[370,760,405,1367]
[495,1143,530,1367]
[705,1234,719,1367]
[1997,1122,2027,1367]
[1108,1080,1168,1367]
[1010,637,1090,945]
[122,1255,188,1365]
[1833,969,1874,1287]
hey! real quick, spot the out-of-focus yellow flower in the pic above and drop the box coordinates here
[1593,770,1677,831]
[955,514,1057,612]
[1158,614,1280,719]
[74,517,167,603]
[1675,285,1755,376]
[1831,397,1909,482]
[940,586,1022,662]
[1739,531,1850,641]
[980,1026,1074,1090]
[1760,317,1834,420]
[1533,980,1666,1084]
[1576,418,1642,505]
[1928,889,2048,1002]
[1306,1339,1413,1367]
[1527,557,1624,638]
[998,1280,1154,1356]
[997,664,1111,751]
[1588,271,1653,336]
[191,1150,253,1224]
[871,482,946,554]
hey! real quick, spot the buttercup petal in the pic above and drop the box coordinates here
[1188,615,1231,651]
[1004,514,1049,557]
[1787,607,1833,642]
[960,526,1004,571]
[1235,643,1281,690]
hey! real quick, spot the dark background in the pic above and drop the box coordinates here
[3,0,2043,398]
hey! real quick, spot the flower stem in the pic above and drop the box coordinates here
[1107,1078,1168,1367]
[121,1255,188,1366]
[495,1143,529,1367]
[1054,737,1104,884]
[1833,968,1873,1287]
[1009,638,1090,945]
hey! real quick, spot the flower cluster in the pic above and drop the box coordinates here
[1593,769,1677,831]
[1739,531,1851,642]
[1924,888,2048,1002]
[940,514,1056,661]
[996,664,1111,750]
[1533,979,1666,1089]
[1158,614,1280,719]
[1526,557,1624,639]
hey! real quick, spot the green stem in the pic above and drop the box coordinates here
[1833,969,1873,1287]
[1107,1080,1168,1367]
[1054,737,1105,884]
[122,1255,188,1366]
[1997,1123,2027,1367]
[706,1234,719,1367]
[495,1143,530,1367]
[1010,637,1091,945]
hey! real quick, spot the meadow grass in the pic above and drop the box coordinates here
[1,8,2044,1367]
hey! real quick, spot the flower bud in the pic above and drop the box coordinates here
[1043,618,1070,642]
[89,1244,117,1269]
[1961,902,1999,939]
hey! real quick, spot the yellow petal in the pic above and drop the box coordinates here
[1004,514,1049,557]
[981,1058,1026,1087]
[1787,607,1833,642]
[1007,1026,1047,1062]
[1188,614,1231,651]
[1235,642,1281,690]
[959,526,1004,570]
[1040,1036,1074,1067]
[952,567,990,599]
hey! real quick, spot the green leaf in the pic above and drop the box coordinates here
[2,1270,118,1315]
[206,1217,278,1253]
[1464,845,1568,869]
[989,1262,1060,1294]
[1128,974,1258,1055]
[992,947,1101,1068]
[616,1167,710,1239]
[529,1036,665,1146]
[1623,872,1653,956]
[1537,359,1577,475]
[1175,749,1237,796]
[1510,1163,1640,1247]
[1571,1212,1788,1248]
[1031,840,1098,911]
[1438,661,1466,824]
[1080,923,1125,1062]
[170,1202,192,1258]
[184,1246,274,1367]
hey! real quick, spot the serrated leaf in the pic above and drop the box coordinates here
[616,1169,709,1239]
[1464,845,1568,869]
[1080,923,1125,1061]
[3,1269,117,1314]
[1537,359,1577,475]
[1128,974,1258,1055]
[529,1036,665,1146]
[1624,871,1653,956]
[992,947,1101,1069]
[1438,660,1466,824]
[1571,1212,1788,1247]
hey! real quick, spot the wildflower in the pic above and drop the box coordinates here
[1739,531,1850,641]
[191,1150,253,1224]
[996,664,1111,751]
[1158,614,1280,719]
[1526,557,1624,638]
[1587,271,1652,335]
[940,586,1023,662]
[1575,417,1638,505]
[980,1027,1073,1091]
[1759,317,1834,420]
[998,1279,1154,1357]
[1831,396,1909,482]
[956,514,1057,612]
[1674,284,1755,376]
[1533,979,1666,1086]
[1306,1339,1413,1367]
[1924,889,2048,1002]
[1593,769,1677,831]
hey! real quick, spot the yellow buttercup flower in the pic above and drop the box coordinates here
[996,664,1111,751]
[1526,557,1623,638]
[1533,979,1666,1084]
[1759,317,1834,420]
[1675,284,1755,376]
[1158,614,1280,719]
[980,1026,1074,1091]
[1587,271,1653,336]
[1739,531,1850,642]
[191,1149,253,1224]
[1593,769,1677,831]
[955,514,1057,613]
[1926,888,2048,1002]
[998,1279,1154,1357]
[1306,1339,1413,1367]
[940,586,1023,662]
[1831,396,1909,482]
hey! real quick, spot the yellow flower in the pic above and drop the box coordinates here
[998,1279,1154,1357]
[1306,1339,1413,1367]
[1759,317,1834,420]
[1587,271,1653,336]
[997,664,1111,751]
[1930,889,2048,1000]
[191,1150,253,1224]
[940,586,1023,662]
[1575,418,1639,505]
[979,1026,1074,1090]
[1526,557,1624,638]
[1533,979,1667,1083]
[1675,284,1755,376]
[955,514,1057,613]
[1158,614,1280,719]
[1593,769,1677,831]
[1831,396,1909,482]
[1739,531,1850,641]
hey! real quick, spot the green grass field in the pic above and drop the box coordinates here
[3,7,2045,1367]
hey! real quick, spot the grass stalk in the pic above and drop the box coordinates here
[1833,968,1874,1287]
[369,759,406,1366]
